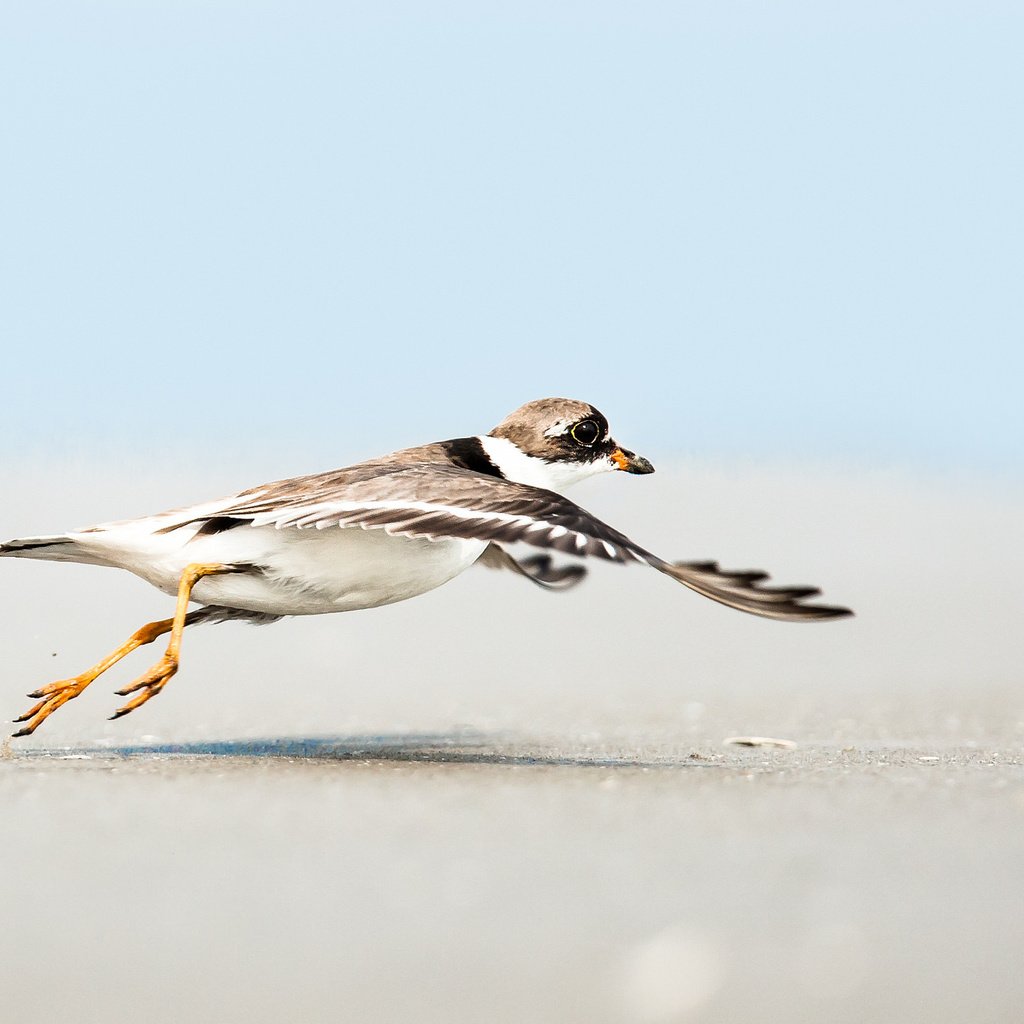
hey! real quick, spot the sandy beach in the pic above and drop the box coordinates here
[2,461,1022,1022]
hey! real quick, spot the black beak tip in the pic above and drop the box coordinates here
[613,446,655,474]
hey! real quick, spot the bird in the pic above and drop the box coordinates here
[2,398,852,736]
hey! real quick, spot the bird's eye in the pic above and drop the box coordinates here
[570,420,600,446]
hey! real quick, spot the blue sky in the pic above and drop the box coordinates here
[3,1,1021,474]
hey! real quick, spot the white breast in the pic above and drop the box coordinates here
[81,524,488,616]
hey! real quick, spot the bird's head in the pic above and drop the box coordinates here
[480,398,654,491]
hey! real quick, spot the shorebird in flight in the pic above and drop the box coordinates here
[3,398,851,736]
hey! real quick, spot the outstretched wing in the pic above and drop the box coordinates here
[167,462,852,622]
[201,463,645,562]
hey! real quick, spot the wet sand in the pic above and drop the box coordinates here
[2,461,1022,1022]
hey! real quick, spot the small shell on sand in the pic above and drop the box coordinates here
[723,736,797,749]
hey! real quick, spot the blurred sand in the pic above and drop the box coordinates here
[1,458,1022,1022]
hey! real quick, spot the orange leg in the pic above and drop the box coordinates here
[13,617,177,737]
[12,562,239,736]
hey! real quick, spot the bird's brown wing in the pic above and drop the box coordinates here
[166,462,852,621]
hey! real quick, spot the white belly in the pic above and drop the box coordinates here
[88,524,487,616]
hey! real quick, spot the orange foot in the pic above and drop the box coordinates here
[110,654,180,720]
[10,616,178,737]
[13,675,95,737]
[10,563,242,737]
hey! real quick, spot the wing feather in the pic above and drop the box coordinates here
[163,461,851,621]
[217,468,645,564]
[477,544,588,591]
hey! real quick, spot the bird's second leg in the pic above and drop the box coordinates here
[109,562,244,720]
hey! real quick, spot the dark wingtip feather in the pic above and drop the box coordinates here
[675,560,719,573]
[675,561,769,584]
[515,554,588,589]
[477,544,589,591]
[659,559,853,622]
[814,605,855,620]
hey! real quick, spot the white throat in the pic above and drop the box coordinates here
[477,435,614,492]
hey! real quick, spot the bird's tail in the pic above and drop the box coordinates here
[1,534,113,566]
